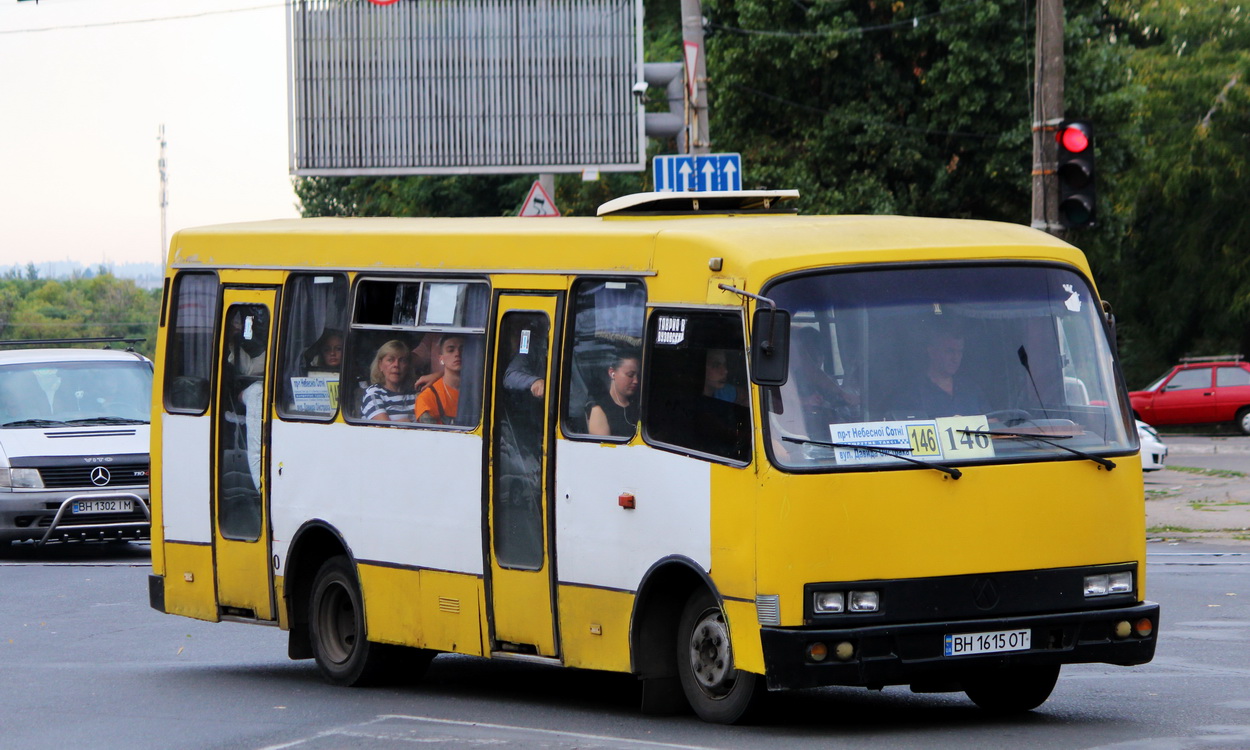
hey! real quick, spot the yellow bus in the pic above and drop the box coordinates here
[148,191,1157,723]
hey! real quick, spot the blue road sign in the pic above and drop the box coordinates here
[653,153,742,192]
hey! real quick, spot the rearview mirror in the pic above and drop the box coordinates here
[750,308,790,386]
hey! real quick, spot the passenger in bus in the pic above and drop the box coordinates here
[361,340,416,422]
[307,329,343,372]
[586,350,640,437]
[703,349,747,406]
[503,321,547,399]
[900,329,989,418]
[415,334,464,424]
[770,327,861,445]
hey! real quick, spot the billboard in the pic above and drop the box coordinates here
[287,0,645,175]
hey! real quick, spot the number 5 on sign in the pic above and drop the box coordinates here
[936,416,996,459]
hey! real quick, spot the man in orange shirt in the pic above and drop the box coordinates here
[415,334,464,424]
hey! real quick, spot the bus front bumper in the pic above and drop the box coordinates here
[759,601,1159,691]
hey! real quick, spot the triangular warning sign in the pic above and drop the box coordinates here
[519,180,560,217]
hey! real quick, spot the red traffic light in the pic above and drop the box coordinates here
[1057,124,1091,154]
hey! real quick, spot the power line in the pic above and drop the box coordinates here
[0,2,283,36]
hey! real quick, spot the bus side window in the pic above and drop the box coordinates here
[164,272,218,414]
[563,279,645,440]
[277,274,348,420]
[643,310,751,464]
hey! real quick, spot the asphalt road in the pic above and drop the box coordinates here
[1,539,1247,750]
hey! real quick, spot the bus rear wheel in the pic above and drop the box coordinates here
[963,664,1060,714]
[675,589,762,724]
[309,555,432,686]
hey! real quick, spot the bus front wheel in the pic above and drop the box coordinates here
[675,589,762,724]
[309,555,431,686]
[963,664,1060,714]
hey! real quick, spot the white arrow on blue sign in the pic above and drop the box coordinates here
[653,153,742,192]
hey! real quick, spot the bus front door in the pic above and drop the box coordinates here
[487,294,560,657]
[212,288,277,621]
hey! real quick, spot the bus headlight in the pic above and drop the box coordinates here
[848,590,880,612]
[1085,571,1133,597]
[0,468,43,489]
[813,592,845,613]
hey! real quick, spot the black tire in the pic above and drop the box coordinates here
[963,664,1060,714]
[1236,408,1250,436]
[675,589,762,724]
[308,555,433,686]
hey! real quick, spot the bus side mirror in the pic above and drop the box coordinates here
[750,308,790,386]
[1102,299,1119,359]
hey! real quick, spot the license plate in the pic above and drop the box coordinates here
[944,628,1031,657]
[71,499,133,515]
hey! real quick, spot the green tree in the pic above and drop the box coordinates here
[1103,0,1250,385]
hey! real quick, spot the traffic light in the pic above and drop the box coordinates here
[1056,120,1096,228]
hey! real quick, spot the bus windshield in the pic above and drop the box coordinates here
[764,264,1134,471]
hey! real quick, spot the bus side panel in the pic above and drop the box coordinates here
[162,541,219,621]
[269,421,485,577]
[354,565,487,656]
[419,569,484,656]
[554,441,711,592]
[160,413,213,545]
[556,584,634,672]
[723,599,765,674]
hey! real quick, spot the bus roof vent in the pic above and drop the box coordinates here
[596,190,800,217]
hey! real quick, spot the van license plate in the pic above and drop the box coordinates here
[944,629,1031,657]
[71,499,133,514]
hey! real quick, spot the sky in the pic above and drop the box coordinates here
[0,0,299,270]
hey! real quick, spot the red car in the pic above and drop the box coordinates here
[1129,357,1250,434]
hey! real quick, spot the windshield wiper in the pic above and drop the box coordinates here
[959,429,1116,471]
[1,419,69,428]
[64,417,149,426]
[782,437,962,479]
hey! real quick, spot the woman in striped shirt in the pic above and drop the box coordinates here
[362,340,416,422]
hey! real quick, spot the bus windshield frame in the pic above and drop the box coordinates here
[762,261,1136,473]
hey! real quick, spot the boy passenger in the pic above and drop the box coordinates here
[415,334,464,424]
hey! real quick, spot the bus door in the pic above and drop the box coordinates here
[212,288,277,621]
[487,294,560,656]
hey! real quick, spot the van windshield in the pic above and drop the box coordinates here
[763,264,1134,471]
[0,360,153,427]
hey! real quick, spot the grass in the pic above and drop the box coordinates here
[1188,499,1250,511]
[1147,524,1200,534]
[1169,465,1248,479]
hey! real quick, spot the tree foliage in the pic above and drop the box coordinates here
[0,271,160,359]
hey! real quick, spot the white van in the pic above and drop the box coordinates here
[0,341,152,545]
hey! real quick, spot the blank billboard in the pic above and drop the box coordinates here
[288,0,645,175]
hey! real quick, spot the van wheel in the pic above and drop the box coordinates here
[676,589,762,724]
[963,665,1060,714]
[1237,408,1250,436]
[309,555,432,686]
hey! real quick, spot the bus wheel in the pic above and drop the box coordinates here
[963,664,1060,714]
[309,555,411,686]
[676,589,761,724]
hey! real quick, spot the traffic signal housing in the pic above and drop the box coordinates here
[1056,120,1096,228]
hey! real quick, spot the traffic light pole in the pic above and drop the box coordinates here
[1031,0,1065,238]
[681,0,710,155]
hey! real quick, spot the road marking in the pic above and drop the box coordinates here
[256,714,725,750]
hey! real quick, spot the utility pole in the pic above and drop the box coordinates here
[680,0,709,155]
[1031,0,1064,238]
[158,124,169,273]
